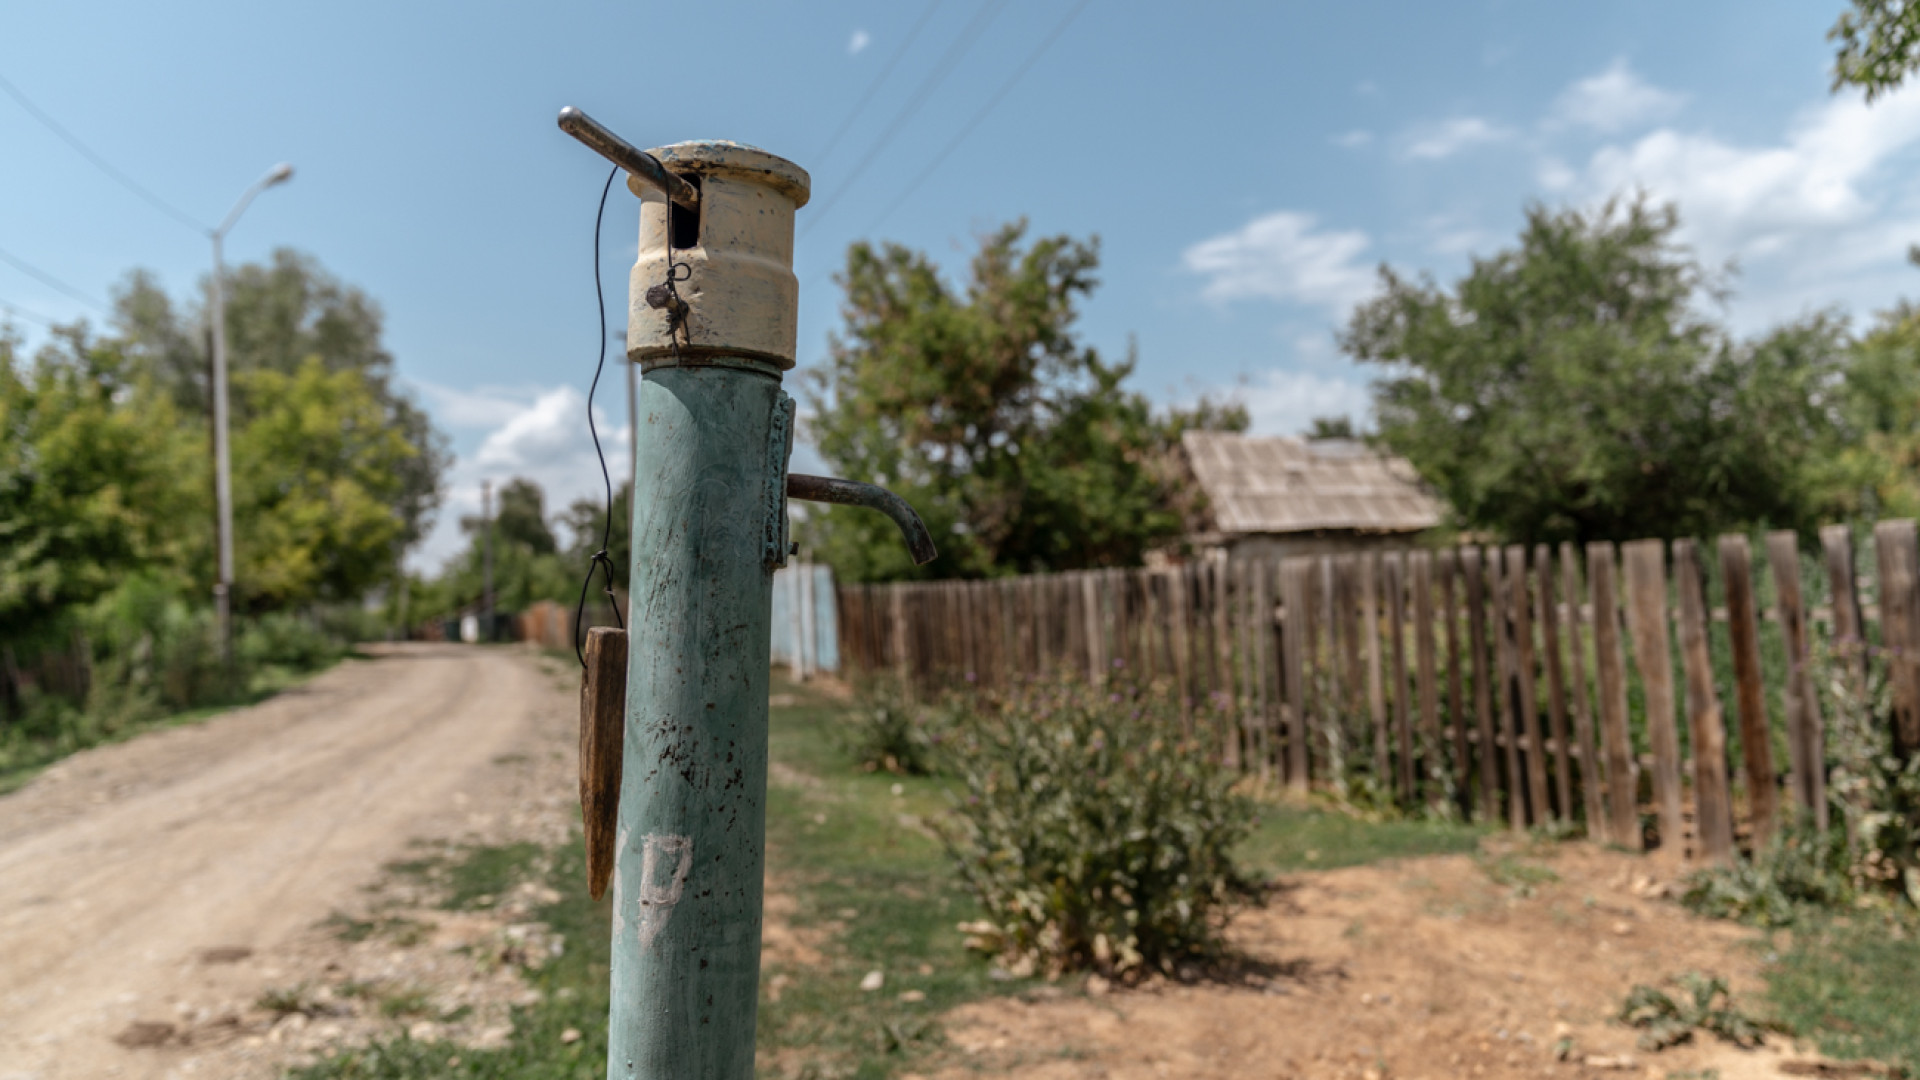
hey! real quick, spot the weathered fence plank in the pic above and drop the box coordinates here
[1534,544,1574,823]
[1412,551,1442,805]
[1560,541,1607,839]
[1385,553,1416,800]
[1588,542,1642,849]
[1440,549,1470,816]
[1490,549,1525,828]
[1767,531,1827,832]
[1463,547,1500,821]
[1877,521,1920,761]
[1674,539,1734,864]
[1820,525,1865,689]
[1623,539,1684,856]
[1719,534,1778,843]
[1506,545,1549,826]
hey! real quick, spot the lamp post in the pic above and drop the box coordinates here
[210,162,294,658]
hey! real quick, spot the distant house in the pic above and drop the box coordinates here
[1178,430,1444,560]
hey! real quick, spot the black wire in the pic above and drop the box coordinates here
[575,166,625,666]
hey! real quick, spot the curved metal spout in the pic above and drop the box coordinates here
[786,474,938,566]
[557,106,701,210]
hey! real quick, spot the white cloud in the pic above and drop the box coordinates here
[1401,117,1512,160]
[1561,82,1920,324]
[1549,58,1683,134]
[1181,211,1377,315]
[409,385,632,572]
[1233,370,1373,437]
[848,28,870,55]
[408,379,552,429]
[1332,129,1373,149]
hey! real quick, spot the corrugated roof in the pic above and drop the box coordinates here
[1181,431,1443,535]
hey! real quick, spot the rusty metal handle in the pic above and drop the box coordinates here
[557,106,701,210]
[786,474,938,566]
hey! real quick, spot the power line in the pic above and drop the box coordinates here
[812,0,946,168]
[864,0,1092,234]
[799,0,1012,238]
[0,296,57,327]
[0,244,110,314]
[0,69,209,234]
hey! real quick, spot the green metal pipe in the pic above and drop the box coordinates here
[611,358,793,1077]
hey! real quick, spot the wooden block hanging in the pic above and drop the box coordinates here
[580,626,627,902]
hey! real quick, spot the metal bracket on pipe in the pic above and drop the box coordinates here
[786,474,939,566]
[557,106,701,210]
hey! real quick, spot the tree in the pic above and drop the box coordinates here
[1831,0,1920,100]
[1306,415,1356,440]
[467,478,557,556]
[1341,197,1849,544]
[0,327,202,645]
[561,483,631,595]
[230,358,425,609]
[112,248,448,548]
[804,221,1244,582]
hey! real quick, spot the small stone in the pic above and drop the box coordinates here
[917,963,933,976]
[859,969,884,992]
[1086,975,1110,996]
[891,783,904,796]
[1611,920,1632,936]
[898,990,926,1003]
[560,1027,582,1044]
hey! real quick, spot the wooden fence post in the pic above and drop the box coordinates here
[1385,552,1415,801]
[1766,532,1827,832]
[1673,539,1734,863]
[1622,539,1684,856]
[1560,542,1607,839]
[1533,544,1574,823]
[1360,553,1390,788]
[1719,534,1778,843]
[1490,548,1524,829]
[1821,525,1866,690]
[1411,551,1442,806]
[1876,520,1920,761]
[1506,545,1549,826]
[1588,542,1643,849]
[1462,547,1500,822]
[1440,549,1471,816]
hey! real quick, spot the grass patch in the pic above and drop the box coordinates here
[1762,913,1920,1070]
[1237,802,1487,875]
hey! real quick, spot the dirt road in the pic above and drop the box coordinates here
[0,644,576,1080]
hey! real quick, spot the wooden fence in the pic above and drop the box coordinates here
[837,521,1920,861]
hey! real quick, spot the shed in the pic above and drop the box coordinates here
[1178,430,1444,560]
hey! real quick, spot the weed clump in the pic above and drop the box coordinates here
[936,676,1259,979]
[1617,972,1770,1051]
[840,679,949,775]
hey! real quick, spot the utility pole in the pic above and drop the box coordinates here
[557,109,935,1078]
[209,163,294,658]
[481,479,494,636]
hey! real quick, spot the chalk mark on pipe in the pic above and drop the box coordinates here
[634,833,694,951]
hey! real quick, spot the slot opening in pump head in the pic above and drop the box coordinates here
[669,174,702,250]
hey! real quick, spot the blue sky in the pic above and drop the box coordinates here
[4,1,1918,568]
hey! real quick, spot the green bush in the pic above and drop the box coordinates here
[839,679,949,775]
[937,676,1259,979]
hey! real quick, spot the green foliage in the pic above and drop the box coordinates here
[1830,303,1920,522]
[1342,196,1850,544]
[1679,815,1854,926]
[233,358,423,609]
[1831,0,1920,101]
[1817,648,1920,904]
[804,221,1244,582]
[936,676,1260,978]
[112,249,448,549]
[0,328,202,644]
[1618,972,1768,1052]
[839,679,950,775]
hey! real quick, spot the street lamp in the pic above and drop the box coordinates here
[210,162,294,658]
